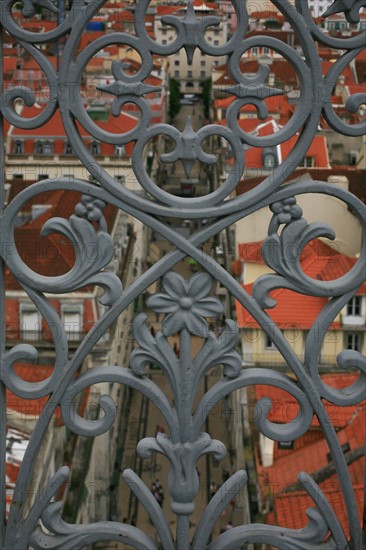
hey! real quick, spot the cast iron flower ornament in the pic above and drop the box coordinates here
[147,271,223,336]
[270,197,303,225]
[75,195,107,223]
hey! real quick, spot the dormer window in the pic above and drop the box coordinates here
[64,141,73,155]
[263,148,277,169]
[264,154,276,168]
[35,140,53,156]
[300,156,314,168]
[90,141,101,156]
[13,140,24,155]
[35,140,43,155]
[43,141,53,155]
[342,296,364,326]
[114,145,126,157]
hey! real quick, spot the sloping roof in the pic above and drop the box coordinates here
[235,239,364,329]
[272,486,364,538]
[11,106,138,138]
[6,364,62,419]
[255,374,365,429]
[261,410,365,491]
[5,188,116,287]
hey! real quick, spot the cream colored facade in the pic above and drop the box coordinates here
[235,175,362,257]
[241,305,366,370]
[237,171,365,370]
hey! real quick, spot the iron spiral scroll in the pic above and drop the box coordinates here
[0,0,365,548]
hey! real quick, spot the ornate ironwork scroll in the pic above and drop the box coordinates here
[0,0,365,548]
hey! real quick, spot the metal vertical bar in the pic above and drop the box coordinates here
[0,21,6,545]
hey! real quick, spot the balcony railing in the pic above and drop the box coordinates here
[0,1,365,549]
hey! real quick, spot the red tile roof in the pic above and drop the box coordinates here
[259,410,365,492]
[235,167,366,204]
[271,486,364,538]
[255,374,365,429]
[6,363,62,419]
[235,239,364,329]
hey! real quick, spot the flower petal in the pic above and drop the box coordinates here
[162,272,187,298]
[270,202,282,214]
[146,294,178,313]
[192,297,224,317]
[284,197,296,206]
[188,272,212,300]
[185,312,209,338]
[291,205,303,219]
[278,213,292,224]
[162,312,184,336]
[75,204,87,216]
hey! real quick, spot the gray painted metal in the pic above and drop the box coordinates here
[0,0,365,548]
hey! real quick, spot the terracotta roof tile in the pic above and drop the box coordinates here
[263,410,365,491]
[235,239,364,328]
[271,486,364,538]
[6,363,62,419]
[255,375,365,429]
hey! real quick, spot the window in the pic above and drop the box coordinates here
[13,140,24,154]
[263,47,270,54]
[263,153,277,168]
[174,70,179,78]
[38,174,48,180]
[61,305,83,341]
[20,306,41,341]
[90,141,100,156]
[265,334,275,349]
[13,173,24,180]
[300,156,314,168]
[64,141,73,155]
[43,141,53,155]
[252,47,258,56]
[114,145,126,157]
[35,140,53,156]
[200,71,205,78]
[214,40,219,46]
[187,70,193,78]
[349,151,358,165]
[347,296,362,316]
[175,60,179,66]
[162,39,167,45]
[35,141,43,155]
[346,333,362,352]
[200,60,205,66]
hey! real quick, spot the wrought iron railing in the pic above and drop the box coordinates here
[0,0,365,549]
